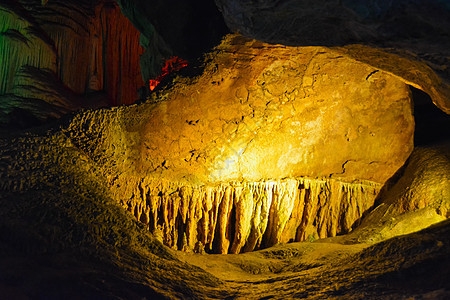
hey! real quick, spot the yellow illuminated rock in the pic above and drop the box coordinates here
[66,34,415,253]
[346,144,450,244]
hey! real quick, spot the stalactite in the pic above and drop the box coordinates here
[114,177,381,254]
[1,0,144,109]
[0,6,57,96]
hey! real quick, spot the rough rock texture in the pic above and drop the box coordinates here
[330,45,450,115]
[0,131,230,299]
[112,177,380,254]
[116,0,229,82]
[33,0,145,105]
[1,125,449,298]
[0,0,144,126]
[0,1,448,297]
[214,0,450,113]
[346,143,450,244]
[181,219,450,299]
[64,34,414,253]
[74,35,414,184]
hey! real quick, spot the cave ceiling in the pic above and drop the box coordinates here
[128,0,450,114]
[122,0,450,112]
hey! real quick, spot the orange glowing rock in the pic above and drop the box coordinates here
[67,35,423,253]
[149,57,188,91]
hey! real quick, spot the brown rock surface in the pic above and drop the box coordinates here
[65,34,415,252]
[0,1,448,298]
[331,45,450,114]
[71,35,414,184]
[105,177,380,253]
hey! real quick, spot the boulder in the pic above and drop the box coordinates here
[66,34,415,252]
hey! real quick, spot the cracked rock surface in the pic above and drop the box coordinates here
[0,127,448,298]
[62,34,415,253]
[68,34,414,185]
[214,0,450,113]
[0,0,144,127]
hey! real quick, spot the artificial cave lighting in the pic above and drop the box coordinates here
[1,0,449,299]
[149,56,188,91]
[66,35,419,254]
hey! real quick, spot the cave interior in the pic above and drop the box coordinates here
[0,0,450,299]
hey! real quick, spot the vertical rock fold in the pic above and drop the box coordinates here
[118,178,381,253]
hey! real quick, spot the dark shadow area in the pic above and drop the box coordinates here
[412,86,450,146]
[117,0,229,61]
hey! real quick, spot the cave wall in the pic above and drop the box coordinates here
[0,0,447,255]
[0,0,145,126]
[36,0,144,105]
[348,144,450,244]
[0,3,56,95]
[0,2,66,124]
[115,177,380,254]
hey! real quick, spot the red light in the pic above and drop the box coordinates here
[149,79,159,91]
[149,57,188,91]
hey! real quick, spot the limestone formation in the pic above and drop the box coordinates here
[330,45,450,114]
[65,34,415,253]
[0,1,448,298]
[1,126,448,298]
[0,3,56,95]
[37,0,144,105]
[116,177,380,253]
[0,2,66,123]
[347,143,450,244]
[214,0,450,113]
[0,0,144,125]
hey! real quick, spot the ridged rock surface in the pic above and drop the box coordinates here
[0,2,69,123]
[347,143,450,244]
[113,177,380,254]
[34,0,144,105]
[0,0,144,125]
[0,2,56,94]
[0,127,448,298]
[65,34,414,253]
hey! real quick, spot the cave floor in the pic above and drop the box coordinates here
[177,240,370,299]
[176,231,450,300]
